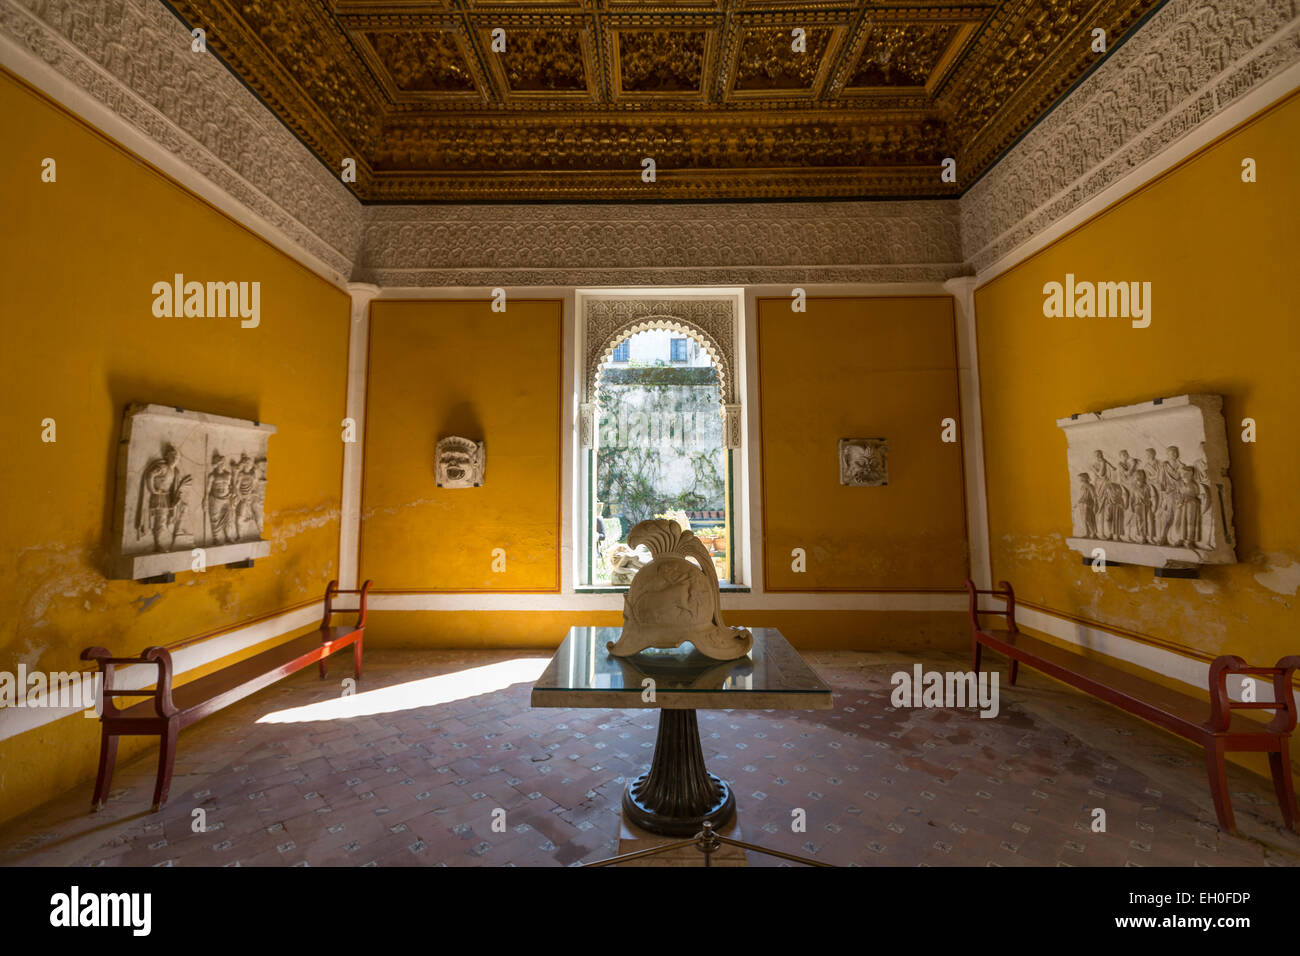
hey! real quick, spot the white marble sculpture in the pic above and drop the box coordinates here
[605,543,647,586]
[1057,395,1235,569]
[839,438,889,486]
[112,404,275,579]
[435,436,485,488]
[608,519,753,661]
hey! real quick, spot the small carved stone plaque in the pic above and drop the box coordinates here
[112,404,276,580]
[436,436,485,488]
[1056,394,1235,568]
[839,438,889,486]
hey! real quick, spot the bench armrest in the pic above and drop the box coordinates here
[321,579,372,632]
[80,645,178,720]
[964,578,1018,635]
[1207,655,1300,734]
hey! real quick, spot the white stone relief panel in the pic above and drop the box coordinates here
[113,404,276,579]
[1056,394,1235,569]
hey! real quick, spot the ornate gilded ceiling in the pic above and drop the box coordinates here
[163,0,1164,201]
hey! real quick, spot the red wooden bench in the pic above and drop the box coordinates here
[965,578,1299,834]
[81,580,371,812]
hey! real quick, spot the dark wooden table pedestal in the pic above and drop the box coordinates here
[622,709,736,836]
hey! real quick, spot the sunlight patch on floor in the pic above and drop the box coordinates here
[255,657,550,723]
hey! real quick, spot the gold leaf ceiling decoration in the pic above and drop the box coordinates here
[167,0,1163,202]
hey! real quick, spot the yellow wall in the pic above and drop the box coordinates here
[363,295,969,651]
[0,72,351,825]
[757,296,969,591]
[974,91,1300,671]
[366,609,964,651]
[361,299,563,591]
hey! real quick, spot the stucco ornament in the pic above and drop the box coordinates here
[608,519,752,661]
[435,436,485,488]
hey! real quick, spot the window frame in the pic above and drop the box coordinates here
[574,293,748,592]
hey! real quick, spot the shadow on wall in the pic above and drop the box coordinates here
[439,402,484,450]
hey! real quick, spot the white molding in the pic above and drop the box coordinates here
[741,288,766,594]
[339,283,380,588]
[944,276,991,588]
[559,290,578,594]
[731,292,752,587]
[0,602,322,743]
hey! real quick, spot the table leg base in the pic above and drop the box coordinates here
[623,773,735,837]
[621,709,736,836]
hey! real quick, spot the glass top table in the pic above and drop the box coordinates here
[531,626,833,710]
[530,627,832,835]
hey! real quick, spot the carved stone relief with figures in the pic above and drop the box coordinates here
[1057,395,1235,570]
[112,404,275,580]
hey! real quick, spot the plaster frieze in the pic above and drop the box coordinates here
[353,200,967,288]
[962,0,1300,275]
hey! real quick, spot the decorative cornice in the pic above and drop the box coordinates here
[9,0,1299,292]
[0,0,363,278]
[353,199,967,287]
[961,0,1300,276]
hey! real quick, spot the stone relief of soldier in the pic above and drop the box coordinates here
[1154,445,1184,545]
[135,443,193,553]
[1072,473,1098,538]
[1170,464,1204,548]
[231,452,264,539]
[1126,469,1158,543]
[1096,466,1129,540]
[1194,441,1214,549]
[204,451,236,544]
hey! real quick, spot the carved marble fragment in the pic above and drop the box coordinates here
[1056,395,1235,569]
[112,404,276,579]
[839,438,889,486]
[435,436,485,488]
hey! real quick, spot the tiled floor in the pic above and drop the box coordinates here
[3,649,1298,867]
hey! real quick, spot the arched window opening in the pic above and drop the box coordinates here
[592,328,729,586]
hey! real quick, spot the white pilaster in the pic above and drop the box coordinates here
[945,276,991,588]
[339,283,380,588]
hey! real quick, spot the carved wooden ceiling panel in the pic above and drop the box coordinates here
[168,0,1163,201]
